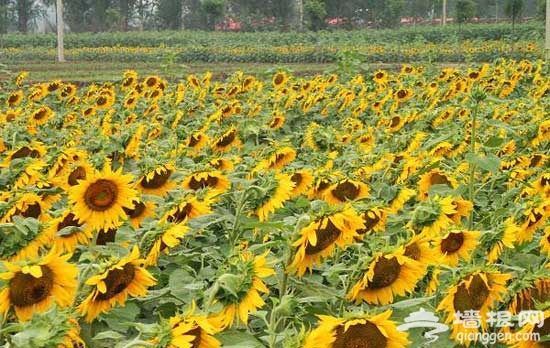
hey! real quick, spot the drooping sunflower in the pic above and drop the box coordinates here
[289,169,314,198]
[186,132,209,153]
[509,309,550,348]
[152,304,223,348]
[212,126,241,153]
[289,206,364,277]
[29,105,54,126]
[486,217,517,263]
[47,210,93,253]
[266,146,296,170]
[123,199,157,229]
[403,233,440,267]
[435,229,480,266]
[3,141,47,164]
[161,195,212,224]
[517,204,548,243]
[182,170,230,194]
[303,310,410,348]
[417,168,459,200]
[437,270,511,346]
[347,247,426,305]
[137,164,177,197]
[254,172,295,222]
[408,195,457,235]
[0,192,51,224]
[0,248,78,321]
[78,246,156,322]
[143,223,189,267]
[7,90,24,107]
[323,179,370,205]
[508,277,550,316]
[208,157,234,172]
[212,252,274,328]
[356,207,387,235]
[68,163,138,231]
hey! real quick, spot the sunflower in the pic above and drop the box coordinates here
[403,233,439,267]
[28,105,54,126]
[266,147,296,170]
[186,132,209,152]
[208,157,234,171]
[517,205,548,243]
[272,72,288,89]
[13,159,47,189]
[323,179,370,204]
[0,192,50,224]
[268,112,285,130]
[7,90,23,107]
[254,172,295,221]
[304,310,409,348]
[212,126,241,153]
[372,70,388,85]
[289,169,314,198]
[161,195,212,224]
[347,247,426,305]
[4,142,47,164]
[508,277,550,315]
[408,195,456,235]
[446,197,473,225]
[212,252,274,328]
[182,170,230,194]
[153,305,222,348]
[58,318,86,348]
[417,169,459,200]
[289,207,364,277]
[52,161,95,190]
[509,310,550,348]
[388,187,416,213]
[437,270,511,346]
[143,223,189,266]
[47,210,93,253]
[68,163,138,231]
[435,230,480,266]
[394,86,413,103]
[124,199,157,229]
[356,207,387,235]
[0,248,78,321]
[137,164,177,197]
[78,246,156,322]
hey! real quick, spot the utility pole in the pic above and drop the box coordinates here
[442,0,447,25]
[56,0,65,62]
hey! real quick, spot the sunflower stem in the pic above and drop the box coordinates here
[467,98,480,230]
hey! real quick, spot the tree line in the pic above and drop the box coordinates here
[0,0,544,33]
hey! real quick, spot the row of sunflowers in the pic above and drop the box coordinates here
[2,39,543,64]
[0,58,549,347]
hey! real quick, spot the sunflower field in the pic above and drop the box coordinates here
[0,58,549,348]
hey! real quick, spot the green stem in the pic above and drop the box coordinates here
[468,102,479,230]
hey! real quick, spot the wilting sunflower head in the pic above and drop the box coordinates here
[437,269,511,345]
[78,246,156,322]
[153,306,223,348]
[0,248,79,321]
[68,163,138,232]
[137,163,177,196]
[182,170,230,195]
[408,195,456,235]
[347,247,426,305]
[289,206,364,277]
[304,310,410,348]
[417,168,458,200]
[323,179,370,205]
[248,172,295,222]
[211,252,274,328]
[142,222,189,267]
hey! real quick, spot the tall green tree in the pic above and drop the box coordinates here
[157,0,182,29]
[303,0,325,31]
[455,0,476,24]
[201,0,224,30]
[504,0,524,28]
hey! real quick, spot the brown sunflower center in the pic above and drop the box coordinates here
[390,116,401,128]
[95,263,136,301]
[528,211,544,228]
[84,179,118,211]
[188,326,202,348]
[167,204,192,224]
[429,173,451,186]
[216,130,236,147]
[10,146,40,160]
[188,134,201,147]
[57,212,83,231]
[404,243,421,261]
[367,256,401,289]
[375,72,384,79]
[396,90,408,99]
[140,169,172,189]
[530,154,543,167]
[187,175,219,190]
[33,109,48,120]
[14,202,42,219]
[357,211,380,235]
[453,274,490,312]
[540,176,550,186]
[8,94,19,104]
[333,322,387,348]
[291,173,303,186]
[10,266,54,307]
[273,74,284,85]
[123,201,146,219]
[68,166,87,186]
[305,219,342,255]
[96,227,117,245]
[440,232,464,253]
[332,181,360,202]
